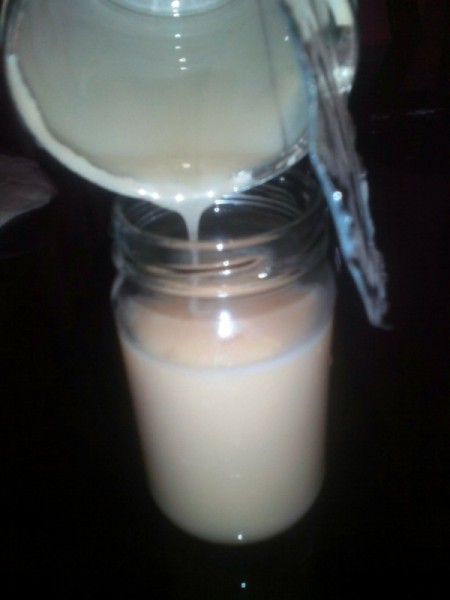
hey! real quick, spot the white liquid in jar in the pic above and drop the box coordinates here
[118,286,333,544]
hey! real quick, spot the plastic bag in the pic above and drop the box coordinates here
[285,0,388,326]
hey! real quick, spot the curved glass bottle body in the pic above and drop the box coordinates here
[1,0,356,205]
[112,171,335,544]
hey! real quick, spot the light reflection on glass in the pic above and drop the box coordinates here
[218,310,233,339]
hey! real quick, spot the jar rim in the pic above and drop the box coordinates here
[113,175,325,251]
[112,168,329,297]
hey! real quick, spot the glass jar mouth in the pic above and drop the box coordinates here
[112,166,329,298]
[113,171,325,252]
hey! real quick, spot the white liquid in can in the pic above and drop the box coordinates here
[5,0,308,204]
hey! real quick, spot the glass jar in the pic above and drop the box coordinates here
[112,169,335,545]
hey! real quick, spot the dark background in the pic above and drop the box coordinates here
[1,2,449,597]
